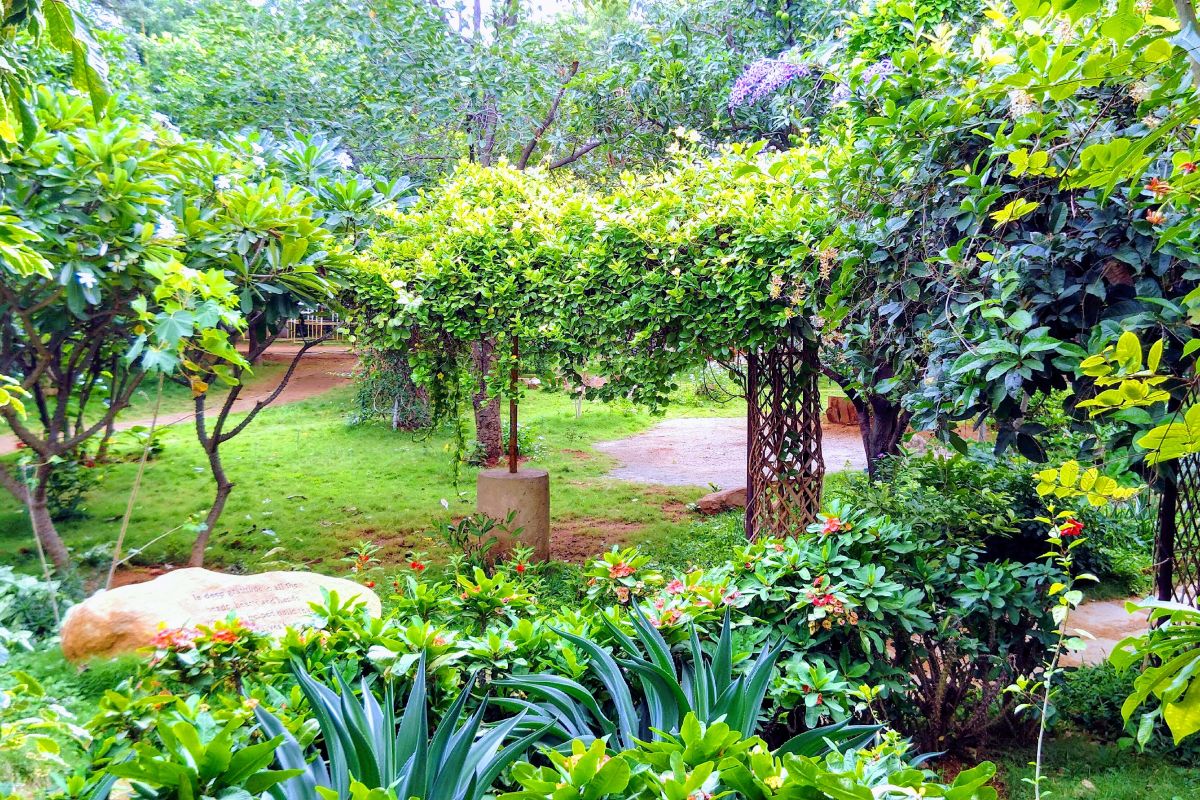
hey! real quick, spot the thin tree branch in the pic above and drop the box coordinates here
[516,61,580,170]
[547,139,604,170]
[217,334,331,444]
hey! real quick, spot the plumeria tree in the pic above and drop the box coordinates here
[0,92,247,570]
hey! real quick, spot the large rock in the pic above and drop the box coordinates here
[695,486,747,514]
[826,396,859,426]
[60,568,381,662]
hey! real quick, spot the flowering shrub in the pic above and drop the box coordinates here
[144,615,270,694]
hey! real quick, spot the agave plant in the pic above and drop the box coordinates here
[496,605,878,753]
[258,656,546,800]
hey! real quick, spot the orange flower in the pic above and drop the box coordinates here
[1181,162,1197,175]
[1146,209,1168,225]
[1146,177,1172,199]
[209,629,238,644]
[820,516,848,535]
[608,562,636,579]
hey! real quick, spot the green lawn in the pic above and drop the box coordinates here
[1,381,748,577]
[996,739,1200,799]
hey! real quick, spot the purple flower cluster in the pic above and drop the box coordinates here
[729,58,813,107]
[860,58,897,82]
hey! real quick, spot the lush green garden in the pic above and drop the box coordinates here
[5,0,1200,798]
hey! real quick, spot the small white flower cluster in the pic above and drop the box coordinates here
[1008,89,1038,118]
[1129,81,1153,103]
[333,151,354,170]
[75,269,98,290]
[153,214,179,241]
[108,250,139,273]
[214,174,233,191]
[389,279,425,311]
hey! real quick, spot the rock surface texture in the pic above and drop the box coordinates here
[60,568,381,662]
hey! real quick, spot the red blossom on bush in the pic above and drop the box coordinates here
[364,580,375,588]
[609,562,635,579]
[410,560,426,572]
[1146,208,1168,225]
[209,629,238,644]
[1059,518,1084,537]
[820,516,848,535]
[515,563,526,573]
[1181,162,1197,174]
[666,578,685,594]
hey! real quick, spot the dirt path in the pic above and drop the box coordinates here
[0,346,356,455]
[1062,597,1152,667]
[592,417,868,489]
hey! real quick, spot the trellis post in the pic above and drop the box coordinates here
[744,330,825,538]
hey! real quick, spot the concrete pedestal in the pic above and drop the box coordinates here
[477,468,550,562]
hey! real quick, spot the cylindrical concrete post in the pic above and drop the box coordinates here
[476,468,550,562]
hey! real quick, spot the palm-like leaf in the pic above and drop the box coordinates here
[261,656,546,800]
[498,605,824,750]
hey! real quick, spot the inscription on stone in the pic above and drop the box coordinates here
[60,568,382,661]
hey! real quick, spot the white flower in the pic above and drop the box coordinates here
[440,498,450,510]
[76,270,97,289]
[153,214,178,241]
[1142,113,1162,129]
[1129,81,1153,103]
[251,155,267,170]
[1007,89,1037,118]
[150,112,176,131]
[333,151,354,170]
[138,128,157,143]
[250,141,265,154]
[214,174,233,190]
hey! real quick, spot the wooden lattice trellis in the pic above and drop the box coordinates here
[745,331,825,538]
[1157,383,1200,605]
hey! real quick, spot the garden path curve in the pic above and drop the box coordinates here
[0,345,356,455]
[593,417,868,489]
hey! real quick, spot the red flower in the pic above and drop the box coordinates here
[515,563,527,573]
[608,562,636,579]
[410,560,426,572]
[666,578,686,594]
[1182,162,1197,175]
[1059,519,1084,538]
[364,580,376,588]
[820,516,848,535]
[209,629,238,644]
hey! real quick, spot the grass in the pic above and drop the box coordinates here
[0,379,750,578]
[996,738,1200,799]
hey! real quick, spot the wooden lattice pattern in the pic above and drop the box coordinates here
[745,333,825,538]
[1157,383,1200,605]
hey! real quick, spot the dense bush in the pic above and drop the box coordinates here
[831,446,1152,593]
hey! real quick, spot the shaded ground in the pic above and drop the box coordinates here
[0,346,356,455]
[592,417,868,489]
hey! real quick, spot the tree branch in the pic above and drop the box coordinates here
[548,139,604,170]
[217,335,331,444]
[516,61,580,171]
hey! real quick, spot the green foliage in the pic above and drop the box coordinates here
[1112,600,1200,746]
[0,566,71,644]
[495,606,833,750]
[503,719,999,800]
[258,656,546,800]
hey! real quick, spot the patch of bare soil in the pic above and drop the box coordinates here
[592,417,867,489]
[550,518,644,562]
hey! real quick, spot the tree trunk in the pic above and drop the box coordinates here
[190,447,233,567]
[470,338,503,466]
[31,463,71,572]
[849,394,910,477]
